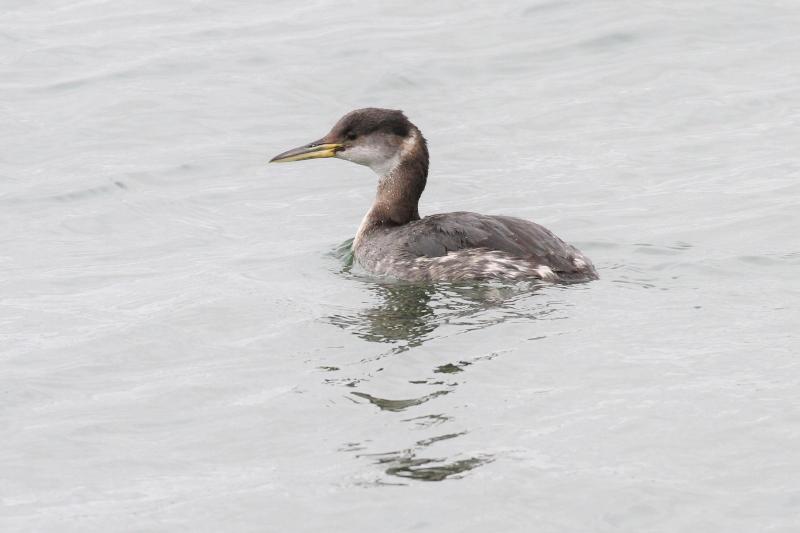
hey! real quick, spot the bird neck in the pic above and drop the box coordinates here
[357,129,429,243]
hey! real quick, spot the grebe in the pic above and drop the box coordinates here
[270,108,598,282]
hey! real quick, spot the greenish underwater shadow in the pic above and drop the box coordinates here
[325,239,570,484]
[327,239,565,351]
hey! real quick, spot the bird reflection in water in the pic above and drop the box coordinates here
[347,391,494,483]
[325,240,567,482]
[327,276,560,352]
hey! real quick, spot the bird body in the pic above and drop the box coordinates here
[271,108,598,283]
[354,212,594,282]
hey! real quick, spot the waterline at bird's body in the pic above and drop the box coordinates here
[271,108,598,283]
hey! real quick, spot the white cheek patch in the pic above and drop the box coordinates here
[337,131,420,177]
[337,140,397,175]
[337,144,374,165]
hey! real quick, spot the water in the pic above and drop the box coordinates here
[2,0,799,531]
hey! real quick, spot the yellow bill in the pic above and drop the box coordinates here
[270,142,343,163]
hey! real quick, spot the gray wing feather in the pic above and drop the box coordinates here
[401,212,587,274]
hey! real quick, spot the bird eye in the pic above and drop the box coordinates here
[346,131,357,141]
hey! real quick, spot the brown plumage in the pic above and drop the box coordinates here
[271,108,598,283]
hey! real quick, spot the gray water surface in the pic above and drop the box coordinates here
[2,1,799,531]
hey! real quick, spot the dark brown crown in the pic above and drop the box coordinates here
[330,108,413,140]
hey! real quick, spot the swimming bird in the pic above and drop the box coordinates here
[270,108,598,282]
